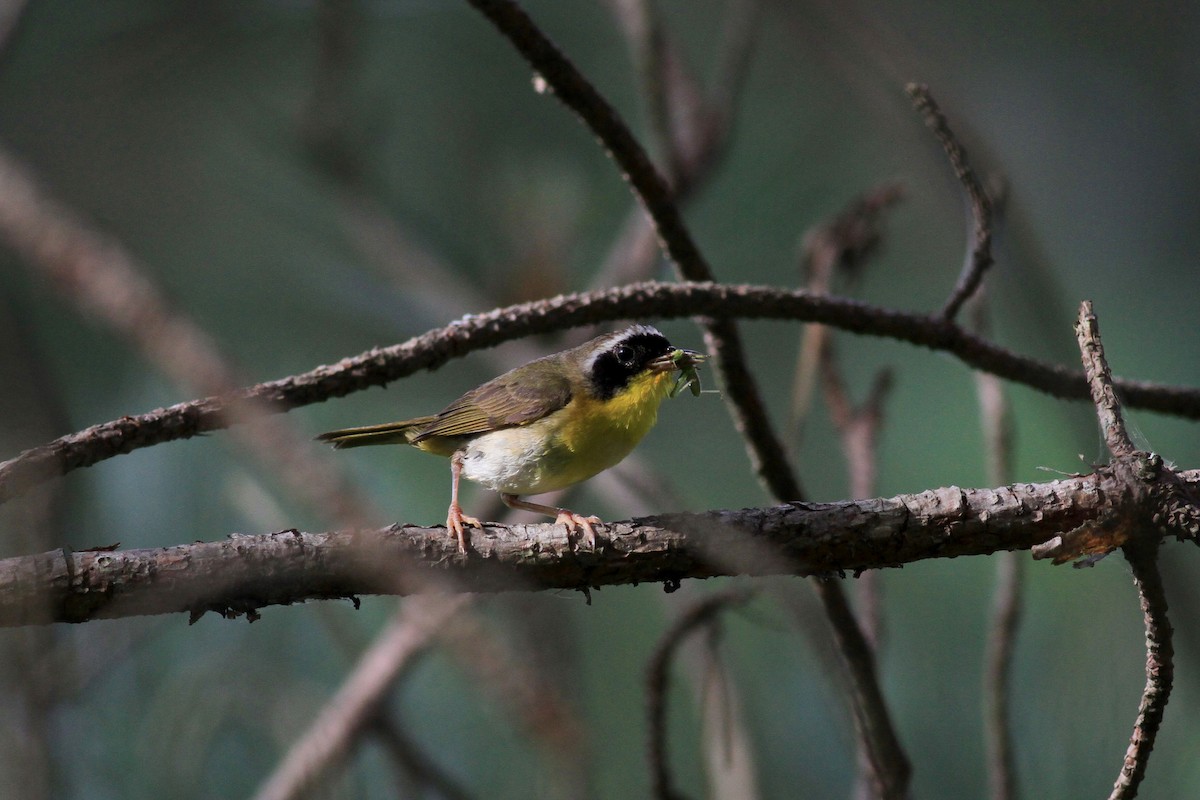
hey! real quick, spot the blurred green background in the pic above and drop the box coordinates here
[2,1,1200,798]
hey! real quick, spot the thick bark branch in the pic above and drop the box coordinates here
[4,469,1189,627]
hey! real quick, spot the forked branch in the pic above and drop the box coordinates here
[1069,302,1177,799]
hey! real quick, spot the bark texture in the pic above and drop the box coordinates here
[3,467,1183,626]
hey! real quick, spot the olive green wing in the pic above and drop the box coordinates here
[411,368,573,441]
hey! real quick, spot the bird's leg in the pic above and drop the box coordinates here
[500,493,602,548]
[446,453,483,553]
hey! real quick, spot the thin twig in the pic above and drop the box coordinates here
[690,613,759,799]
[1073,301,1174,799]
[370,714,477,800]
[791,182,903,442]
[906,83,994,321]
[983,548,1022,800]
[647,590,751,800]
[1110,542,1173,800]
[592,0,757,290]
[608,0,682,181]
[820,342,892,504]
[1075,301,1136,457]
[971,294,1022,800]
[253,596,471,800]
[819,340,895,800]
[794,184,904,800]
[818,337,892,648]
[811,579,910,800]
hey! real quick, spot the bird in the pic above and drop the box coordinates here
[316,325,705,552]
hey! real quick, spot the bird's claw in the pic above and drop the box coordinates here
[555,511,603,549]
[447,503,484,553]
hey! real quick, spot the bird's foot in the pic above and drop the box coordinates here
[555,511,603,549]
[446,503,484,553]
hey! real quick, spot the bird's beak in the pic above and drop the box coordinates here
[650,348,706,373]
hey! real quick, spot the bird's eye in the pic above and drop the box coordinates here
[614,344,634,365]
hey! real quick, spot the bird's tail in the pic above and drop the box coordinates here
[315,417,437,449]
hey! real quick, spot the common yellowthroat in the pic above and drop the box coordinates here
[317,325,705,552]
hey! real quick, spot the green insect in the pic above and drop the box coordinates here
[668,348,706,398]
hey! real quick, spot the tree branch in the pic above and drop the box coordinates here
[1065,301,1177,799]
[1110,542,1173,800]
[1076,301,1136,458]
[971,292,1023,800]
[906,83,995,320]
[646,589,750,800]
[3,470,1190,627]
[252,596,470,800]
[5,280,1200,507]
[467,0,805,504]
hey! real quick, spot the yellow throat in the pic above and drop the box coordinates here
[549,368,674,481]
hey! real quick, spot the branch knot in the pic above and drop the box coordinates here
[1031,451,1168,565]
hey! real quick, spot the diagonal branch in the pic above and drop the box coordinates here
[0,142,584,791]
[0,143,383,531]
[441,14,908,783]
[252,596,470,800]
[465,0,709,280]
[1076,301,1137,458]
[369,714,477,800]
[646,589,751,800]
[466,0,804,503]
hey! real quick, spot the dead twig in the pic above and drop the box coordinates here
[252,596,470,800]
[820,344,893,505]
[370,713,477,800]
[1076,303,1136,458]
[792,184,904,799]
[811,578,910,800]
[983,548,1022,800]
[820,342,895,800]
[791,182,903,442]
[906,83,994,321]
[1068,302,1174,799]
[971,294,1022,800]
[647,589,751,800]
[591,0,757,291]
[1110,541,1173,800]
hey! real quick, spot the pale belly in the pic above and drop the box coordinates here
[458,407,655,495]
